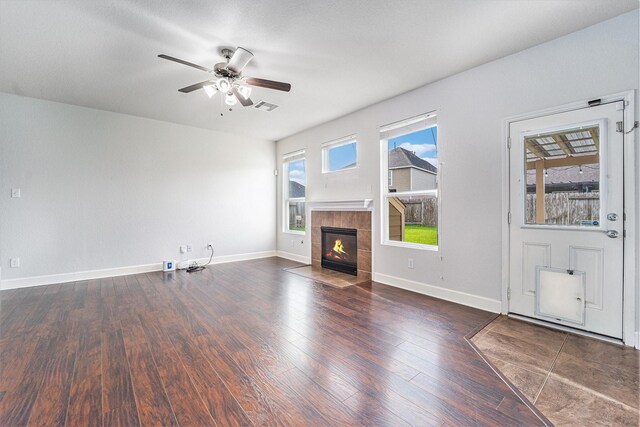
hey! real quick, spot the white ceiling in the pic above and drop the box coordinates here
[0,0,637,141]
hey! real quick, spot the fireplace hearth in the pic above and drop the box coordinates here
[321,226,357,275]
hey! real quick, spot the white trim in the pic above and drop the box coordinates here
[321,138,358,174]
[192,250,277,266]
[282,149,306,162]
[382,239,438,252]
[283,155,307,234]
[379,112,437,140]
[321,134,357,148]
[0,250,278,290]
[635,332,640,350]
[1,263,161,290]
[373,272,501,313]
[276,251,311,265]
[502,90,637,346]
[307,199,373,211]
[380,113,441,253]
[385,189,438,198]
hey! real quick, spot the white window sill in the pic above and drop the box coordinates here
[382,240,439,252]
[284,230,306,236]
[322,165,359,174]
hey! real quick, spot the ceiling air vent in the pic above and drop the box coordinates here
[254,101,279,112]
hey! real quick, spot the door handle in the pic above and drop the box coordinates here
[605,230,619,238]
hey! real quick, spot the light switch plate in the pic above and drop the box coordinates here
[11,188,21,198]
[10,258,20,268]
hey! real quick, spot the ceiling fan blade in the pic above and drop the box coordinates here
[245,77,291,92]
[178,80,216,93]
[226,47,254,74]
[158,54,212,73]
[231,87,254,107]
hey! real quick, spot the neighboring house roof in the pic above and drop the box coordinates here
[342,162,357,169]
[389,147,437,173]
[289,180,306,198]
[526,164,599,185]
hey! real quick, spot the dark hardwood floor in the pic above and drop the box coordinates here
[0,257,544,426]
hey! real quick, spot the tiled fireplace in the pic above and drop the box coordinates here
[311,211,372,282]
[321,226,358,275]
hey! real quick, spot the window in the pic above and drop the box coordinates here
[524,124,601,226]
[381,113,438,248]
[283,150,306,233]
[322,136,357,173]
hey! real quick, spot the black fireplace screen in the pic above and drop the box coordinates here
[321,226,357,275]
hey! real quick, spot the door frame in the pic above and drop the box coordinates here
[501,90,637,347]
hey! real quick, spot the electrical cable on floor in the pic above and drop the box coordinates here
[187,246,214,273]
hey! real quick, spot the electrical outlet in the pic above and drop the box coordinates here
[180,245,187,254]
[10,258,20,268]
[408,258,414,269]
[11,188,21,198]
[186,245,192,252]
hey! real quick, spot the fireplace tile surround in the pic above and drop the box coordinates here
[311,210,372,282]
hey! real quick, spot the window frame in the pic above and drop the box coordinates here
[520,119,606,230]
[283,150,307,235]
[321,135,358,174]
[380,113,439,250]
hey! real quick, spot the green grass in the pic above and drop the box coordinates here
[289,226,305,232]
[404,225,438,245]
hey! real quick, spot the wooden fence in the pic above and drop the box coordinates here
[526,192,599,225]
[403,197,438,227]
[288,202,306,228]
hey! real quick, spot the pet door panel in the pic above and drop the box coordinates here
[535,267,585,325]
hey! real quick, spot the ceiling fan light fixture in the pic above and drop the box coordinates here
[203,85,217,98]
[217,78,231,93]
[237,85,251,99]
[225,92,238,106]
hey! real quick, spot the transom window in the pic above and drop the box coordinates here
[322,135,357,173]
[381,113,438,248]
[283,150,306,233]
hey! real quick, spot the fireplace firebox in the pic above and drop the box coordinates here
[321,226,358,275]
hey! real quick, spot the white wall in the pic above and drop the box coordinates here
[276,12,639,313]
[0,93,276,286]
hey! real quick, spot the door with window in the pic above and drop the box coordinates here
[508,102,624,338]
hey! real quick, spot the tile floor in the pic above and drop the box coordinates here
[283,265,366,288]
[471,316,639,426]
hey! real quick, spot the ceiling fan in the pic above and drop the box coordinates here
[158,47,291,107]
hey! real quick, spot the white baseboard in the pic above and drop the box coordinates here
[372,273,501,313]
[0,263,162,291]
[635,331,640,350]
[0,250,278,291]
[191,250,278,266]
[276,250,311,265]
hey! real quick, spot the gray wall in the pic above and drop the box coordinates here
[276,12,638,310]
[411,168,437,191]
[0,94,276,282]
[389,168,411,192]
